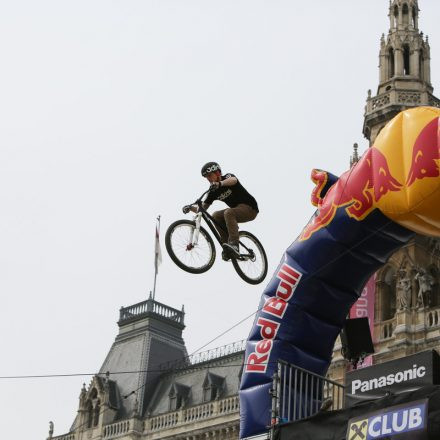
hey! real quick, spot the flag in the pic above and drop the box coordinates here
[154,216,162,274]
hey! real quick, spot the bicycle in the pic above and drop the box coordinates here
[165,189,268,285]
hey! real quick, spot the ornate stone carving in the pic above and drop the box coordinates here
[396,269,412,310]
[415,268,435,308]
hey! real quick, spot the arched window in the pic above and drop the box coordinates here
[86,388,98,429]
[86,401,93,428]
[428,267,439,307]
[394,5,399,24]
[412,6,417,27]
[388,48,395,78]
[419,50,425,80]
[402,4,409,26]
[403,45,410,75]
[93,399,100,427]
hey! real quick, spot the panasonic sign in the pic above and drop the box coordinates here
[346,350,440,404]
[351,364,426,394]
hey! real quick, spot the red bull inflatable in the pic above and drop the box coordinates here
[239,107,440,438]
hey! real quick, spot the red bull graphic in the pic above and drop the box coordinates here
[406,117,440,186]
[239,107,440,438]
[300,147,402,241]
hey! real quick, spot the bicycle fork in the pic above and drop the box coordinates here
[187,213,202,250]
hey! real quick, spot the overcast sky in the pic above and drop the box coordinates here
[1,1,439,439]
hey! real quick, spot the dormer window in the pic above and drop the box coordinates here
[202,372,225,402]
[168,383,190,411]
[169,392,182,411]
[203,384,218,402]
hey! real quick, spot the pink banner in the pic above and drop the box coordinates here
[348,274,376,369]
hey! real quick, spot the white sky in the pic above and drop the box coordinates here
[1,1,439,439]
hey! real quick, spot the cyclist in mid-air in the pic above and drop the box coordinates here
[198,161,259,260]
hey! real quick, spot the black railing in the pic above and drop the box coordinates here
[271,360,345,428]
[159,339,246,372]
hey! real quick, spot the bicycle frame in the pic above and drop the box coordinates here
[187,191,254,259]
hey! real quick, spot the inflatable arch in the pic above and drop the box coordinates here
[239,106,440,438]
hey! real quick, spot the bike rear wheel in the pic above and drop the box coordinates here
[231,231,268,285]
[165,220,216,274]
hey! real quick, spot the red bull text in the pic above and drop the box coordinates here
[245,263,302,373]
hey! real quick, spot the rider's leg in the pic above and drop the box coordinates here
[212,210,229,243]
[224,204,258,246]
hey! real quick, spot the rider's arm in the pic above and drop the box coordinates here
[221,175,238,187]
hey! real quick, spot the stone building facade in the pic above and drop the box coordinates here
[329,0,440,383]
[48,1,440,439]
[49,298,243,440]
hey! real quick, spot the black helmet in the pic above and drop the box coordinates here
[201,161,221,177]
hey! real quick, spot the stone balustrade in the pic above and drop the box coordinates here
[148,411,180,431]
[366,90,440,113]
[427,307,440,329]
[370,92,391,110]
[147,396,238,433]
[218,396,239,414]
[119,298,184,325]
[380,318,396,340]
[103,419,132,439]
[51,434,76,440]
[183,402,215,423]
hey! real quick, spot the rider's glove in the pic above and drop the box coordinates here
[182,205,191,214]
[209,181,221,191]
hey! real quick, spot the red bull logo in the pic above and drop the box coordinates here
[406,117,440,186]
[245,262,302,373]
[300,147,402,241]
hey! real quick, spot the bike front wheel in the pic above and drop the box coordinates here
[232,231,268,285]
[165,220,216,274]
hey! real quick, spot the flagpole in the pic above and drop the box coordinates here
[153,215,161,301]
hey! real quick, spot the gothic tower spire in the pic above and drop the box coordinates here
[363,0,439,144]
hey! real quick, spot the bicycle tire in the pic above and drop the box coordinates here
[165,219,216,274]
[231,231,268,285]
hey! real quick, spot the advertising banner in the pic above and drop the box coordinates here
[274,385,440,440]
[346,350,440,407]
[346,399,428,440]
[349,274,376,369]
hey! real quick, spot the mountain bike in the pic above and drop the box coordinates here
[165,189,268,285]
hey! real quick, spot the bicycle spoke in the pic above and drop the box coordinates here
[168,224,213,270]
[234,233,267,283]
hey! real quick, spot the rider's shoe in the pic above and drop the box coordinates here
[223,242,240,258]
[221,250,231,261]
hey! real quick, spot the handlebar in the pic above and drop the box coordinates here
[182,189,212,214]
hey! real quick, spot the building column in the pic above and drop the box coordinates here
[389,8,395,29]
[424,56,431,84]
[410,49,419,77]
[395,48,404,76]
